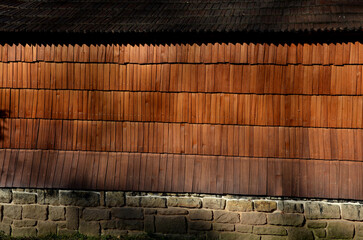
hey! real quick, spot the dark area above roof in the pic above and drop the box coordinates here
[0,0,362,34]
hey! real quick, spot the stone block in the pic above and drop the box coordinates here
[168,197,201,208]
[144,215,155,233]
[79,220,100,236]
[140,197,167,208]
[267,213,304,227]
[306,220,327,228]
[155,216,186,234]
[189,209,212,220]
[313,229,326,238]
[262,236,287,240]
[206,231,220,240]
[126,196,141,207]
[0,224,10,235]
[58,229,78,235]
[57,221,66,229]
[49,206,65,221]
[304,202,340,219]
[13,219,36,227]
[189,221,212,231]
[203,198,226,209]
[327,221,354,239]
[12,227,37,237]
[2,217,12,224]
[213,223,234,231]
[100,219,121,229]
[13,191,36,204]
[254,200,277,212]
[0,189,12,203]
[121,220,143,230]
[277,201,304,213]
[38,221,57,236]
[105,191,125,207]
[22,205,47,220]
[253,226,287,235]
[240,212,266,225]
[66,207,79,230]
[101,229,127,236]
[112,207,143,219]
[357,223,363,237]
[226,200,253,212]
[3,205,22,219]
[144,209,157,215]
[235,225,253,233]
[59,190,100,207]
[158,208,188,215]
[341,204,363,220]
[214,211,240,223]
[287,228,314,240]
[100,191,105,207]
[100,192,106,207]
[37,190,59,205]
[188,231,208,238]
[127,231,146,237]
[219,232,260,240]
[83,208,110,221]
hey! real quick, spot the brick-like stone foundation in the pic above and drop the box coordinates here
[1,189,363,239]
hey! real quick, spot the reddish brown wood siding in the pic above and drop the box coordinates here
[0,42,362,199]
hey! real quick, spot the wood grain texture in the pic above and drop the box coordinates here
[4,90,363,128]
[0,42,361,64]
[0,63,362,96]
[2,119,363,161]
[0,42,362,200]
[0,149,361,199]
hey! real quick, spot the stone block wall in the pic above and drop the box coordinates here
[1,189,363,239]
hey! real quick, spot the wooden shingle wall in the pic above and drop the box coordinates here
[0,42,363,199]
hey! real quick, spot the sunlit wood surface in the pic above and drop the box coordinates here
[0,42,362,199]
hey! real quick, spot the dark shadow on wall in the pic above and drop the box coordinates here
[0,110,9,142]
